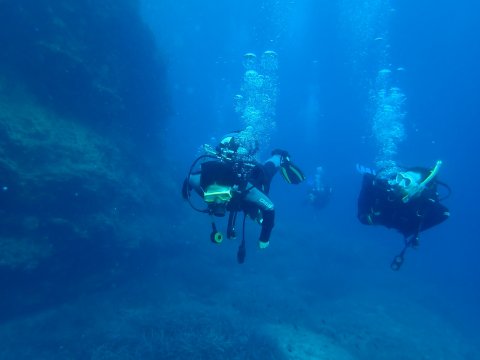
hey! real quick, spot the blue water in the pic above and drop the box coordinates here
[1,0,479,358]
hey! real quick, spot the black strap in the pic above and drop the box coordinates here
[390,218,422,271]
[390,245,407,271]
[227,211,238,239]
[237,213,247,264]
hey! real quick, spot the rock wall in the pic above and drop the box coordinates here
[0,0,169,142]
[0,1,175,280]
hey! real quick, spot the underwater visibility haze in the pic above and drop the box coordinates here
[0,0,479,358]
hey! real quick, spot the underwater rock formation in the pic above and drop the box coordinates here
[0,0,169,142]
[0,93,168,270]
[0,0,175,307]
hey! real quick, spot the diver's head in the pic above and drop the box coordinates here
[392,170,423,193]
[217,130,258,160]
[389,161,442,202]
[218,134,240,153]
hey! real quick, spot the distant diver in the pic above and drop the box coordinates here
[357,161,450,270]
[182,130,305,263]
[306,166,332,210]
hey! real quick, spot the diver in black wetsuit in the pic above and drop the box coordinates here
[357,161,450,270]
[182,131,305,263]
[307,166,332,210]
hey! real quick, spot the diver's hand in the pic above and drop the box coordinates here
[271,149,290,158]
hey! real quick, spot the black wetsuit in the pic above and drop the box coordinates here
[186,154,280,244]
[358,173,449,239]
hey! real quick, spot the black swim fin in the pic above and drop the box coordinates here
[280,159,306,184]
[271,149,306,185]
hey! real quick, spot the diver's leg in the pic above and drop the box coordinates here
[259,210,275,245]
[243,185,275,247]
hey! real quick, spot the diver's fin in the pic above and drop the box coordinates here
[280,160,306,184]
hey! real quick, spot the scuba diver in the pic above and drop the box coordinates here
[357,161,450,270]
[182,132,304,261]
[307,166,332,210]
[182,130,305,264]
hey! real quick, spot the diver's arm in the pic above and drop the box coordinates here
[187,172,203,197]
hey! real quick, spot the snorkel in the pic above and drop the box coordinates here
[401,160,443,203]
